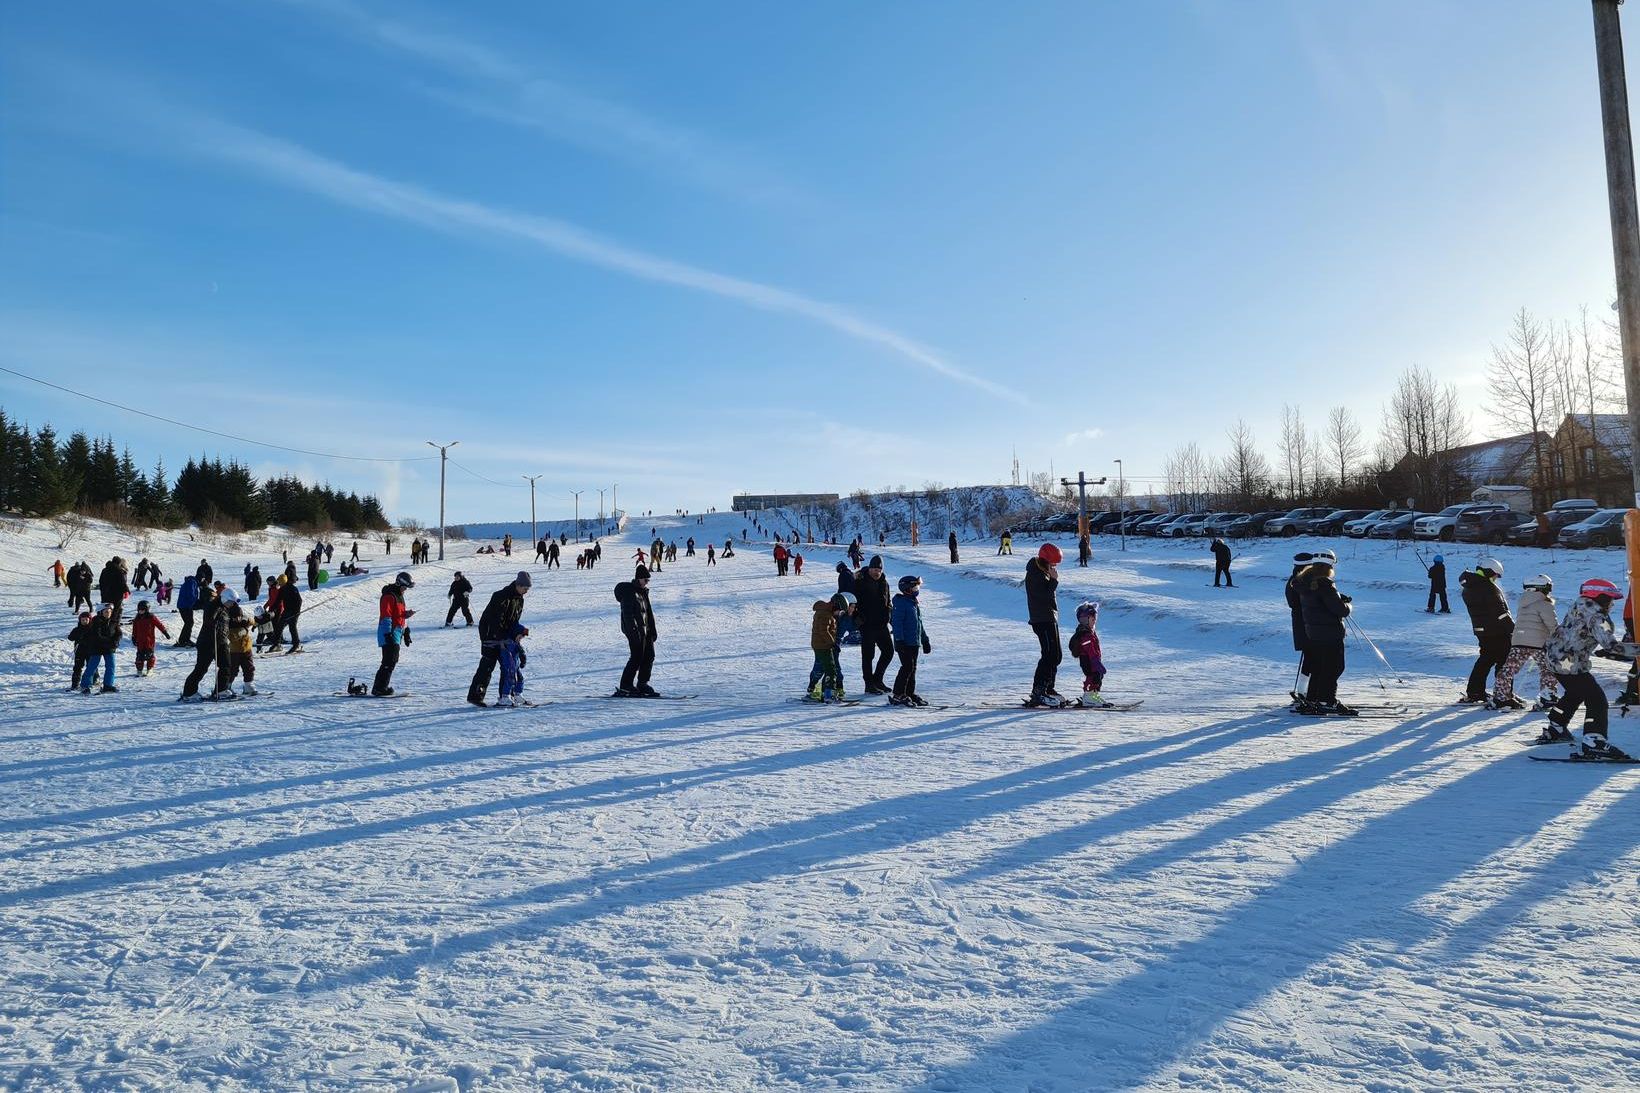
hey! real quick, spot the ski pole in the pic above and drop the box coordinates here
[1348,615,1405,684]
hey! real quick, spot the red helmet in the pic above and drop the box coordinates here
[1038,543,1063,564]
[1580,578,1624,601]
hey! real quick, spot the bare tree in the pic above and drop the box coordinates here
[1487,307,1560,505]
[1278,405,1312,501]
[51,512,89,551]
[1221,419,1273,510]
[1028,470,1054,497]
[1165,442,1212,512]
[1324,406,1365,492]
[1381,364,1470,506]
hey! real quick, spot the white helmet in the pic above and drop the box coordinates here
[1478,557,1503,578]
[1523,574,1552,592]
[1309,549,1337,567]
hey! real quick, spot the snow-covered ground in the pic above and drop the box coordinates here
[3,514,1639,1090]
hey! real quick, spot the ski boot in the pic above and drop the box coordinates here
[1577,734,1633,761]
[1531,723,1574,745]
[1078,692,1110,708]
[636,684,660,698]
[1456,694,1488,705]
[1532,696,1558,713]
[243,683,259,696]
[613,687,637,698]
[494,695,514,708]
[99,684,118,694]
[1323,700,1358,716]
[888,694,910,707]
[1488,695,1526,711]
[909,694,930,707]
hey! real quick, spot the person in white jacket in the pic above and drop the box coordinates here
[1493,574,1560,710]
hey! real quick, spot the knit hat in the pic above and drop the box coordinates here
[634,564,651,580]
[515,570,532,589]
[868,555,883,569]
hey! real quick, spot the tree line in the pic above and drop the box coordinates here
[0,407,391,533]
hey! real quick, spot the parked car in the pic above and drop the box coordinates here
[1455,506,1528,545]
[1146,513,1192,537]
[1086,511,1126,533]
[1161,513,1211,538]
[1414,503,1507,542]
[1112,510,1157,534]
[1560,508,1629,549]
[1200,512,1247,537]
[1301,508,1373,536]
[1263,507,1336,537]
[1343,509,1410,538]
[1368,511,1431,539]
[1503,504,1595,546]
[1225,509,1289,538]
[1040,512,1081,533]
[1134,513,1177,536]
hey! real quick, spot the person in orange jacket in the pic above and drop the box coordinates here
[50,559,66,588]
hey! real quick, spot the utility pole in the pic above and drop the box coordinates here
[426,440,458,561]
[523,474,542,549]
[1059,471,1107,538]
[1591,1,1640,596]
[571,490,584,543]
[1114,459,1126,552]
[612,483,618,529]
[598,488,607,529]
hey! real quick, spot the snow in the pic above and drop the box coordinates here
[3,514,1640,1090]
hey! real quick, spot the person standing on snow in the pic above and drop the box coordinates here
[66,610,94,692]
[614,564,658,697]
[889,575,931,706]
[1459,558,1513,704]
[82,603,122,694]
[178,586,221,702]
[1025,542,1065,707]
[446,571,474,626]
[1069,601,1108,707]
[1077,533,1091,568]
[535,538,548,563]
[50,558,66,588]
[706,543,716,566]
[306,551,320,592]
[196,558,214,587]
[247,565,263,600]
[280,577,305,653]
[175,574,201,647]
[546,539,560,569]
[1538,579,1630,759]
[468,571,531,707]
[997,530,1012,556]
[855,555,895,695]
[1295,550,1353,714]
[130,600,169,677]
[373,572,414,696]
[836,562,856,596]
[1284,551,1314,702]
[1211,538,1234,587]
[98,557,129,623]
[1424,553,1449,613]
[1494,575,1559,711]
[948,531,959,565]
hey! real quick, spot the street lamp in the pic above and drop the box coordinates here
[523,474,542,550]
[571,490,584,543]
[1114,459,1126,552]
[426,440,458,561]
[598,488,606,529]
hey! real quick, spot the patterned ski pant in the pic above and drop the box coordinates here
[1494,645,1558,704]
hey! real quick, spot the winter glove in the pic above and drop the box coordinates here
[922,636,932,655]
[402,627,412,646]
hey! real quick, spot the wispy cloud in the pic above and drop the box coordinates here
[278,0,801,207]
[151,108,1021,404]
[1062,428,1104,446]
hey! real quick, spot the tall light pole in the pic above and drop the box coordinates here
[612,483,619,530]
[523,474,542,549]
[1114,458,1126,552]
[571,490,584,543]
[598,488,607,528]
[426,440,458,561]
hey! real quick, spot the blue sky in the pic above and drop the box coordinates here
[0,1,1630,522]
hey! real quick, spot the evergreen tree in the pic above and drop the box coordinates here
[31,426,79,516]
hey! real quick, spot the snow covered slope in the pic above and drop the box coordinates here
[747,484,1061,544]
[3,514,1639,1090]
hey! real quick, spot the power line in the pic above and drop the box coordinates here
[0,363,437,464]
[447,457,528,489]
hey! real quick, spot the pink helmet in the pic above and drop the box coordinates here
[1580,578,1624,601]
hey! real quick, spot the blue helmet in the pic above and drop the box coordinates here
[1433,554,1444,564]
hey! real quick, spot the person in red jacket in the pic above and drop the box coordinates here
[373,572,415,696]
[130,600,170,676]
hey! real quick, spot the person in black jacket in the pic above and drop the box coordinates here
[854,556,895,694]
[247,565,263,600]
[281,580,304,652]
[98,558,130,623]
[1284,551,1314,700]
[948,531,959,564]
[1211,538,1233,588]
[446,571,475,626]
[1296,550,1352,712]
[83,602,122,693]
[468,571,531,706]
[66,610,95,691]
[1425,553,1449,613]
[179,586,221,701]
[196,558,213,587]
[1025,543,1065,705]
[614,565,658,696]
[836,562,856,597]
[546,540,560,569]
[1459,558,1512,703]
[306,551,320,591]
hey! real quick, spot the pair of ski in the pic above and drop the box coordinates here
[975,699,1143,712]
[1518,730,1640,764]
[791,697,968,710]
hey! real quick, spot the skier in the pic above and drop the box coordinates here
[546,539,560,569]
[1210,538,1233,588]
[1295,550,1353,714]
[997,531,1012,556]
[706,543,716,566]
[206,591,239,700]
[81,603,122,694]
[178,586,221,701]
[50,558,65,588]
[467,571,531,707]
[1459,558,1512,704]
[496,623,528,708]
[226,601,257,695]
[1025,542,1066,707]
[889,575,931,706]
[373,572,414,696]
[807,597,845,701]
[1069,601,1108,707]
[948,531,959,565]
[848,539,864,569]
[1077,533,1091,568]
[855,555,895,694]
[535,538,548,564]
[130,600,169,677]
[1538,578,1630,759]
[722,541,734,559]
[66,611,94,692]
[175,574,201,647]
[446,571,474,626]
[264,576,285,650]
[1494,575,1559,711]
[280,577,304,653]
[1425,553,1449,613]
[135,558,150,591]
[614,564,658,697]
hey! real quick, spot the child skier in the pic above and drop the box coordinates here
[130,600,170,677]
[1425,553,1449,613]
[227,601,257,695]
[496,622,528,708]
[1459,558,1513,704]
[808,598,845,701]
[1539,578,1630,759]
[706,544,716,566]
[1493,574,1558,711]
[66,610,94,692]
[889,575,931,706]
[1069,601,1109,706]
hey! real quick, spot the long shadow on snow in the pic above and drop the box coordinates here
[950,707,1472,886]
[315,709,1294,990]
[0,709,1008,907]
[910,746,1611,1091]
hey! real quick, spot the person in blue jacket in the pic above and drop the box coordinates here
[889,574,932,707]
[175,575,201,647]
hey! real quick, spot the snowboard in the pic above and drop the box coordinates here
[977,699,1143,711]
